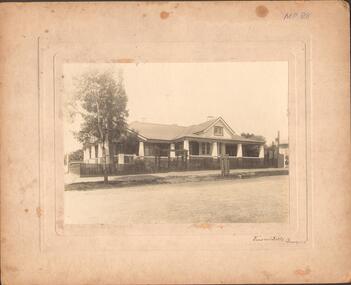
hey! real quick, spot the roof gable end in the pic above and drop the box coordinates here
[200,117,237,137]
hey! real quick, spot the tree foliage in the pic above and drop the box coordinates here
[240,132,266,143]
[72,70,129,146]
[240,133,266,157]
[68,149,84,162]
[118,130,140,154]
[68,69,129,182]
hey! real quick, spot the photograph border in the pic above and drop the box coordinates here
[38,39,311,252]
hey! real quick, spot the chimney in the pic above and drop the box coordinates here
[207,115,215,120]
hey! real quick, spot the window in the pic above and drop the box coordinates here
[115,143,124,155]
[95,145,99,158]
[225,144,237,156]
[144,143,152,156]
[218,142,223,155]
[189,141,199,155]
[214,126,223,136]
[200,142,211,155]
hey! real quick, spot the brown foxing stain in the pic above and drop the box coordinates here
[4,265,18,272]
[193,223,213,229]
[262,270,273,280]
[44,29,49,33]
[142,13,147,18]
[337,0,350,11]
[192,223,225,230]
[19,178,38,193]
[56,220,64,230]
[36,207,42,218]
[114,59,135,63]
[294,266,311,276]
[160,11,170,20]
[24,208,29,213]
[255,5,269,18]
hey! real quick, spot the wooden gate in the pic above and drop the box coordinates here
[220,154,230,176]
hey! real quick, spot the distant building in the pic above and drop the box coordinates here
[278,139,289,168]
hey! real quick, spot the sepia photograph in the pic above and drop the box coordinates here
[63,61,289,224]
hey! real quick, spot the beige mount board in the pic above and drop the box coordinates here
[0,1,350,284]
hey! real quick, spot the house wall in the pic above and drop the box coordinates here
[279,146,289,168]
[279,146,289,156]
[83,147,90,162]
[83,142,112,164]
[144,142,170,156]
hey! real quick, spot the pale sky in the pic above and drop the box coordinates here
[63,62,288,153]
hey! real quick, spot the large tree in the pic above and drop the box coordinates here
[68,149,84,162]
[240,132,266,143]
[69,70,129,183]
[240,133,266,157]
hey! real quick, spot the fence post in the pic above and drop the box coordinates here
[220,155,229,176]
[220,155,224,176]
[225,155,229,175]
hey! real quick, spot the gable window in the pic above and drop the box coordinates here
[214,126,223,136]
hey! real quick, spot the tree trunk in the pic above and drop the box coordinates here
[109,140,115,164]
[102,143,108,183]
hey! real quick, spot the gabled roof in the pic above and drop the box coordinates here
[128,121,187,141]
[173,118,218,139]
[128,117,264,143]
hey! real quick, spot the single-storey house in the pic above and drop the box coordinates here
[82,116,265,165]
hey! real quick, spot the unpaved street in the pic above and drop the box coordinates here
[65,175,289,224]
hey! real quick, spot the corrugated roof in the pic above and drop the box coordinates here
[173,118,218,138]
[129,121,187,140]
[129,117,264,143]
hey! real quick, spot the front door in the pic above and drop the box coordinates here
[189,141,199,155]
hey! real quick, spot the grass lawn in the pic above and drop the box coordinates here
[64,175,289,224]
